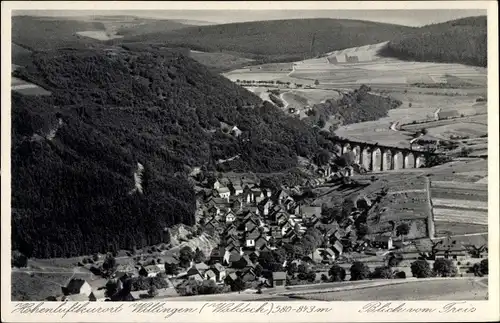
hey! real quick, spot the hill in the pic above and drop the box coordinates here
[11,48,324,259]
[378,16,487,67]
[115,19,191,36]
[12,16,107,51]
[118,18,414,62]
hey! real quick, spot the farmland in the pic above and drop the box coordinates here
[430,180,488,236]
[76,30,124,41]
[189,50,255,72]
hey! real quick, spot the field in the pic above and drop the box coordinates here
[189,50,255,72]
[76,30,124,41]
[223,41,486,150]
[11,272,92,301]
[430,180,488,236]
[298,278,488,301]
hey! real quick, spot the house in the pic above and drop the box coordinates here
[300,206,322,219]
[437,110,460,120]
[372,236,393,250]
[244,231,260,247]
[217,187,231,199]
[212,179,221,190]
[255,236,268,249]
[242,187,256,204]
[224,209,236,223]
[272,272,287,288]
[210,263,227,282]
[231,126,243,137]
[210,247,227,264]
[230,182,244,196]
[435,240,468,261]
[139,265,162,277]
[204,269,217,282]
[62,279,92,296]
[253,190,266,204]
[241,268,257,282]
[332,241,344,257]
[115,264,138,278]
[195,262,210,273]
[225,272,239,285]
[207,205,221,216]
[89,289,107,302]
[273,190,290,204]
[318,248,337,263]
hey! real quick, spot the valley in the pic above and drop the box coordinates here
[9,12,490,303]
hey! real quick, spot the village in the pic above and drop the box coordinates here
[48,158,488,302]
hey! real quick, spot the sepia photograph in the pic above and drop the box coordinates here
[2,1,496,315]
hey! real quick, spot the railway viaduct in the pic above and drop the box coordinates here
[334,138,436,172]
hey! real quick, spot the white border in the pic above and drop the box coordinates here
[1,2,499,322]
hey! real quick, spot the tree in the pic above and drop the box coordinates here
[321,274,329,282]
[102,254,117,276]
[329,264,346,282]
[314,80,319,86]
[356,223,370,239]
[479,259,488,275]
[286,262,298,277]
[396,223,410,243]
[433,258,458,277]
[371,266,393,279]
[148,285,159,298]
[314,149,331,166]
[105,280,118,298]
[350,262,371,281]
[229,277,246,292]
[193,248,205,263]
[179,246,194,267]
[254,263,263,277]
[11,250,28,268]
[387,252,404,267]
[394,271,407,279]
[410,260,433,278]
[420,128,427,135]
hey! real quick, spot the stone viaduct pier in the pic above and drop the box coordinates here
[334,138,437,172]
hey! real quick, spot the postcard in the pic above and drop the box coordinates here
[1,1,498,322]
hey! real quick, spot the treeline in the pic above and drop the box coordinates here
[11,49,329,258]
[117,18,413,63]
[305,85,402,126]
[378,16,487,67]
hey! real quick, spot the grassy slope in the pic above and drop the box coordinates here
[378,16,487,67]
[119,18,414,62]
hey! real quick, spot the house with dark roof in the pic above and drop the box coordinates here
[372,236,393,250]
[332,241,344,257]
[210,263,227,282]
[210,247,227,264]
[241,268,257,282]
[139,265,162,277]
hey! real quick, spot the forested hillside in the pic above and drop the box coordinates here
[119,18,413,62]
[378,16,487,67]
[11,49,324,258]
[12,16,106,51]
[306,85,403,127]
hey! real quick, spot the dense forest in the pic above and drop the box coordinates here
[118,18,413,62]
[11,49,326,258]
[306,85,402,126]
[378,16,487,67]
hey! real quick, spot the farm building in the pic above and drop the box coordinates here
[437,110,460,120]
[371,236,393,250]
[272,271,287,288]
